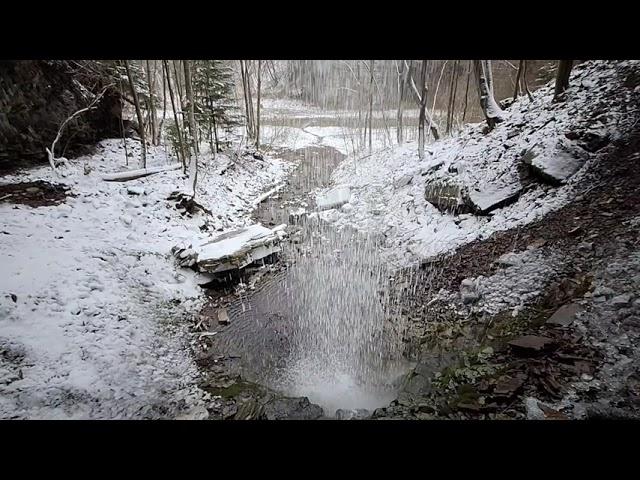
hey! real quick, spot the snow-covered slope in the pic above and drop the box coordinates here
[316,60,640,266]
[0,139,289,419]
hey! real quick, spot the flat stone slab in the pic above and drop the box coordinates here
[464,182,523,215]
[173,223,287,274]
[508,335,555,354]
[546,303,583,326]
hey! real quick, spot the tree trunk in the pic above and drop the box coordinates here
[163,60,187,172]
[158,61,167,145]
[523,60,534,101]
[473,60,505,130]
[462,60,472,122]
[183,60,198,196]
[446,60,460,134]
[145,60,158,146]
[397,60,411,145]
[368,60,374,152]
[256,60,262,149]
[418,60,428,160]
[513,60,524,101]
[554,60,574,101]
[123,60,147,168]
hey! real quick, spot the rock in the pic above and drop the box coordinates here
[262,396,324,420]
[461,291,480,305]
[622,316,640,329]
[611,294,632,307]
[335,409,371,420]
[494,373,526,397]
[234,399,263,420]
[394,174,413,189]
[546,303,583,326]
[175,405,210,420]
[217,308,230,325]
[127,186,145,196]
[424,180,469,214]
[577,242,593,252]
[523,147,584,186]
[289,207,307,223]
[316,185,351,210]
[401,368,434,396]
[173,223,286,274]
[496,251,522,268]
[508,335,555,355]
[525,397,566,420]
[581,130,610,152]
[463,182,523,215]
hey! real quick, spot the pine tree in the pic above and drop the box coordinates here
[191,60,242,153]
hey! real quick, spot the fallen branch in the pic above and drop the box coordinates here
[252,182,286,207]
[102,163,182,182]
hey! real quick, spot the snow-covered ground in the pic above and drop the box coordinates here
[315,60,640,267]
[0,139,290,419]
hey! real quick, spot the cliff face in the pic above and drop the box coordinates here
[0,60,122,171]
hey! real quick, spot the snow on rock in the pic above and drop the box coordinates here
[316,60,640,266]
[316,185,351,210]
[173,223,287,274]
[0,138,290,419]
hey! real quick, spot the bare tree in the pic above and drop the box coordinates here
[473,60,505,130]
[417,60,429,159]
[513,59,524,101]
[368,60,374,152]
[145,60,158,146]
[163,60,187,172]
[446,60,460,134]
[554,60,574,101]
[46,84,112,172]
[123,60,147,168]
[396,60,412,145]
[183,60,198,196]
[256,60,262,149]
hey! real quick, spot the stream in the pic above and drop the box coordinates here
[199,112,414,417]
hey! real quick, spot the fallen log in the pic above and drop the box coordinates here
[102,164,182,182]
[252,183,286,207]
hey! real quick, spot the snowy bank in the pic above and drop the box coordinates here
[316,60,640,266]
[0,139,290,419]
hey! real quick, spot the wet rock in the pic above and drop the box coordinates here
[262,396,323,420]
[335,408,371,420]
[424,180,469,214]
[217,308,230,325]
[508,335,555,355]
[234,399,263,420]
[611,294,632,308]
[546,303,583,326]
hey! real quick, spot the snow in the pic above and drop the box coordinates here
[314,60,640,267]
[316,185,351,210]
[0,138,290,419]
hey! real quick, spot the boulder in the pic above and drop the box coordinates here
[424,180,469,214]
